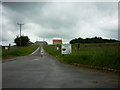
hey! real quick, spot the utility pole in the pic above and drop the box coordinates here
[17,23,24,47]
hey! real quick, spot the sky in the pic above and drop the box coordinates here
[0,1,119,45]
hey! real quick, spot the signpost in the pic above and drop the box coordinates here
[61,44,71,54]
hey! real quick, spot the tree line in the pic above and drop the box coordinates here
[70,36,120,44]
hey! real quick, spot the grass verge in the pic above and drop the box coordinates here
[43,43,120,70]
[2,45,39,59]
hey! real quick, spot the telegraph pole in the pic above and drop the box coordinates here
[17,23,24,47]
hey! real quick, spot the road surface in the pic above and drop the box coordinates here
[2,47,119,88]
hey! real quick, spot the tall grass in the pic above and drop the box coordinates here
[43,43,120,70]
[2,45,39,59]
[0,47,2,60]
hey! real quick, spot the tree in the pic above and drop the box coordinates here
[70,36,120,44]
[14,36,30,46]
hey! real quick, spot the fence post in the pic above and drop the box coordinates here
[8,43,11,50]
[77,44,80,55]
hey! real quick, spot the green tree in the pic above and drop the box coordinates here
[70,36,120,44]
[14,36,30,46]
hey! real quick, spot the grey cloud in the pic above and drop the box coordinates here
[1,2,118,44]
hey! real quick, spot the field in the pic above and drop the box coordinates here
[2,45,39,59]
[0,47,2,60]
[43,43,120,70]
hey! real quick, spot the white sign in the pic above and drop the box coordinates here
[5,47,9,50]
[61,44,71,54]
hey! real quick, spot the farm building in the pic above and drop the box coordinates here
[35,41,48,45]
[1,42,11,50]
[53,39,62,45]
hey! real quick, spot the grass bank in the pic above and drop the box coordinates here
[0,48,2,60]
[43,43,120,70]
[2,45,39,59]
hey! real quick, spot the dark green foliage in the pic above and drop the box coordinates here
[70,36,120,44]
[14,36,30,46]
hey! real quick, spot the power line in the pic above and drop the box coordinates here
[17,23,24,47]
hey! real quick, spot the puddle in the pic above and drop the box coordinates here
[34,59,39,61]
[88,80,98,84]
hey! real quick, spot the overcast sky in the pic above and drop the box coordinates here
[0,1,118,45]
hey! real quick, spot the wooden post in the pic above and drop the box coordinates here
[77,44,80,55]
[8,43,11,50]
[77,44,80,51]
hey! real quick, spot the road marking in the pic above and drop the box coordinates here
[31,47,40,55]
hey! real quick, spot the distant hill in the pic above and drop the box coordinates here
[70,36,120,44]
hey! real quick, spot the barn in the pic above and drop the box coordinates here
[53,39,62,45]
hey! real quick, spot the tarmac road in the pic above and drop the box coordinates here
[2,47,119,88]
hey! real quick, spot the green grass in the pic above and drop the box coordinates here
[0,48,2,60]
[43,43,120,70]
[2,45,39,59]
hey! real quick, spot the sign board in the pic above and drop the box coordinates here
[61,44,71,54]
[5,47,9,50]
